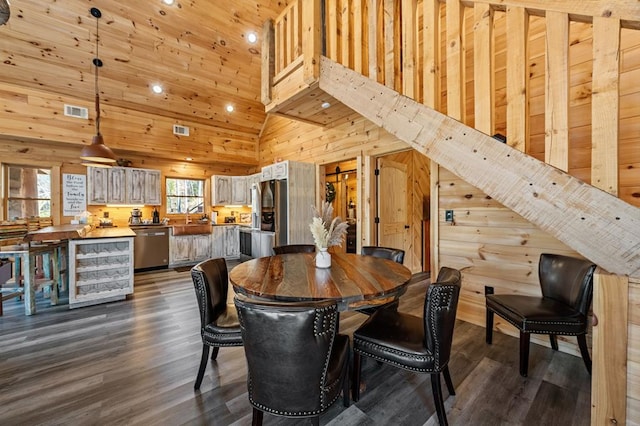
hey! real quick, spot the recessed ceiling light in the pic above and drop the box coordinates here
[162,0,175,5]
[225,104,234,113]
[247,32,258,44]
[321,101,331,109]
[152,84,163,94]
[185,157,193,161]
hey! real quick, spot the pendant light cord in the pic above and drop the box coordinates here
[94,11,101,136]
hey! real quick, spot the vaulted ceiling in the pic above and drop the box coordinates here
[0,0,289,162]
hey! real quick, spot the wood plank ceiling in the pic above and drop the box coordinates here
[0,0,289,162]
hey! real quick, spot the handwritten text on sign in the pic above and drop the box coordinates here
[63,173,86,216]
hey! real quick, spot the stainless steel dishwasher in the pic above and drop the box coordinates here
[132,226,170,270]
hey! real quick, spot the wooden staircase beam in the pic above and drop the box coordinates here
[318,56,640,277]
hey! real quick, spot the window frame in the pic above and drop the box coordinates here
[3,164,52,220]
[165,177,205,215]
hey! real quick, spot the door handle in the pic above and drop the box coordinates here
[404,225,410,229]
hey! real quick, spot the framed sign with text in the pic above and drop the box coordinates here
[63,173,86,216]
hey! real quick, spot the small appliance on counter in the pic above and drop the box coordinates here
[129,208,143,225]
[224,216,236,223]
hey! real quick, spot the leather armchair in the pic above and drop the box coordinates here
[190,258,243,390]
[358,246,406,315]
[272,244,316,255]
[485,253,596,377]
[353,267,461,426]
[235,295,350,426]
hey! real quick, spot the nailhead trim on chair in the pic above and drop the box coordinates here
[192,272,208,327]
[430,285,455,370]
[486,306,586,336]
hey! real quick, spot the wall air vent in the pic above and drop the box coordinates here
[173,124,190,136]
[64,104,89,119]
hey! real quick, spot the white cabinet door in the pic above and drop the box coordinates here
[108,168,127,204]
[144,170,161,205]
[170,235,192,264]
[231,176,248,205]
[261,164,273,181]
[272,161,288,179]
[212,175,232,205]
[211,226,225,259]
[87,167,109,205]
[191,234,211,262]
[223,226,240,258]
[126,168,146,204]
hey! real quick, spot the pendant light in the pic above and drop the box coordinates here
[80,7,116,164]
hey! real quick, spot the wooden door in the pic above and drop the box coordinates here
[377,158,409,264]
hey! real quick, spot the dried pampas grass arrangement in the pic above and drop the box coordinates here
[309,202,349,249]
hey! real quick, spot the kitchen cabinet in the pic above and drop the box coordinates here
[68,237,134,308]
[126,168,146,204]
[251,230,275,258]
[211,175,232,205]
[246,172,261,206]
[169,233,211,266]
[87,167,108,204]
[107,168,127,204]
[211,225,240,259]
[144,170,162,205]
[261,161,289,181]
[88,166,161,206]
[231,176,248,205]
[212,175,250,206]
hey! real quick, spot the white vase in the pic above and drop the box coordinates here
[316,247,331,268]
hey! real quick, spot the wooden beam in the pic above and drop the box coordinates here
[446,0,465,121]
[422,0,441,111]
[401,0,417,98]
[544,11,569,171]
[383,0,396,89]
[506,6,529,152]
[353,0,364,74]
[303,0,322,84]
[591,17,621,196]
[473,3,494,134]
[368,0,380,82]
[340,0,351,67]
[592,268,628,425]
[319,56,640,276]
[261,19,275,106]
[327,0,339,61]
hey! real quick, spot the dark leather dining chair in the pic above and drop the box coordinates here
[234,295,350,426]
[485,253,596,377]
[190,258,243,390]
[353,267,461,426]
[358,246,406,315]
[272,244,316,255]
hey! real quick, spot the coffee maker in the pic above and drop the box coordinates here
[129,208,142,225]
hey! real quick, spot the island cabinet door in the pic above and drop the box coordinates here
[170,235,192,264]
[144,170,161,205]
[126,169,146,204]
[87,167,108,205]
[223,226,240,258]
[108,168,127,204]
[192,234,211,261]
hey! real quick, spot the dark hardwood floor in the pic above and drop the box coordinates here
[0,264,591,425]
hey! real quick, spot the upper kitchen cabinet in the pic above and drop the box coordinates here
[211,175,232,205]
[231,176,248,205]
[126,169,146,204]
[144,170,162,205]
[212,175,250,206]
[261,161,289,181]
[107,168,126,204]
[87,166,162,205]
[87,167,109,205]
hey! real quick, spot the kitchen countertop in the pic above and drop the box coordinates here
[26,224,134,241]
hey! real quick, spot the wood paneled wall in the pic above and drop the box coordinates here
[0,137,255,226]
[630,277,640,420]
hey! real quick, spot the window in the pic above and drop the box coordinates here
[165,178,204,214]
[5,165,51,219]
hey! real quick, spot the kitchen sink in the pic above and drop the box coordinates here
[171,223,211,236]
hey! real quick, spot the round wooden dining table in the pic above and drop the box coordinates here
[229,252,412,311]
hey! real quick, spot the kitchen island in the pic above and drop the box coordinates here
[24,225,136,311]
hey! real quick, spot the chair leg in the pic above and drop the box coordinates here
[252,407,263,426]
[485,286,494,344]
[352,351,362,402]
[519,331,530,377]
[430,373,448,426]
[311,416,320,426]
[549,334,558,351]
[342,351,351,407]
[577,334,592,375]
[194,345,210,390]
[443,366,455,396]
[210,346,220,360]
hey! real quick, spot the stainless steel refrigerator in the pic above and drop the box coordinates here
[259,179,288,247]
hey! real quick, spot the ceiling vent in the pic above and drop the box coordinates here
[64,104,89,119]
[173,124,190,136]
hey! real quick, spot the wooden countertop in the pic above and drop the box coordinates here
[25,224,134,241]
